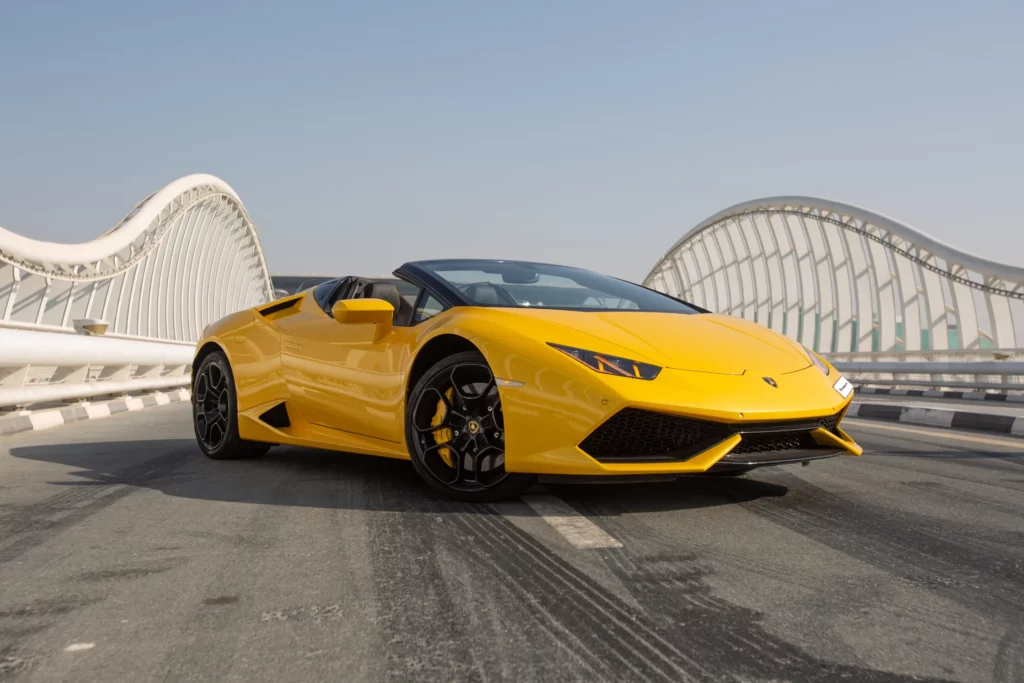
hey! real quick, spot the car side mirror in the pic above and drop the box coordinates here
[331,299,393,342]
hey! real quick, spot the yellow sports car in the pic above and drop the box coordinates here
[192,259,861,500]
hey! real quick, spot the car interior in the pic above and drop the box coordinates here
[312,276,424,326]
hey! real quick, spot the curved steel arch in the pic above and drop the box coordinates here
[0,174,274,342]
[643,197,1024,354]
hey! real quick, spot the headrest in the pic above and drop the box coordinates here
[464,283,516,306]
[364,282,401,311]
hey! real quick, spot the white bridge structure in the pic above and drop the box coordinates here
[1,174,274,409]
[2,177,1023,413]
[644,198,1024,393]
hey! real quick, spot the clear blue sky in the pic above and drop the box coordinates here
[1,0,1021,281]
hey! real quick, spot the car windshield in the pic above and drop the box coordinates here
[417,260,701,313]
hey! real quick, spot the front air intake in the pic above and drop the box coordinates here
[578,409,731,462]
[728,430,819,454]
[579,408,845,463]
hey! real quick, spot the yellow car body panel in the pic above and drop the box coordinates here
[193,286,861,477]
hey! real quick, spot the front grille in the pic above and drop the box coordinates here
[729,430,818,454]
[819,413,840,432]
[578,408,730,462]
[580,407,844,463]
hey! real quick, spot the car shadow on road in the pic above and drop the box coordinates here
[9,438,790,515]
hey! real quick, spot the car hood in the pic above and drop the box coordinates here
[489,309,812,375]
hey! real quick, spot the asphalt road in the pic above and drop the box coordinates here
[1,404,1022,682]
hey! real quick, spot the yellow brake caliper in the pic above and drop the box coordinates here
[431,387,456,468]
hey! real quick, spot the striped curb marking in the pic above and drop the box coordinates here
[848,401,1024,437]
[0,389,191,437]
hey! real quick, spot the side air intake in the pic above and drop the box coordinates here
[259,403,291,429]
[257,297,301,317]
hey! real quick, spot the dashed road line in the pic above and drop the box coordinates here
[64,643,95,653]
[522,494,622,549]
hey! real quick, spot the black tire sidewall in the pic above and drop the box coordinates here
[405,350,531,501]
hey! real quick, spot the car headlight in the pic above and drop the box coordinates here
[548,343,661,380]
[803,344,830,376]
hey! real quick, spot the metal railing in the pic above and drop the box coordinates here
[0,324,193,410]
[829,351,1024,393]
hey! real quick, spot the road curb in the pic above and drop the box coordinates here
[0,388,191,437]
[848,400,1024,437]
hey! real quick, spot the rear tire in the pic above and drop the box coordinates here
[406,350,532,501]
[192,351,270,460]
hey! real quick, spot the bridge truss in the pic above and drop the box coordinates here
[0,174,274,409]
[643,197,1024,391]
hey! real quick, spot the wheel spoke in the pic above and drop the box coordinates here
[194,374,209,403]
[202,392,218,411]
[412,387,466,433]
[472,446,504,487]
[207,364,224,391]
[478,377,496,401]
[449,364,494,404]
[421,442,463,485]
[196,413,209,441]
[208,422,225,448]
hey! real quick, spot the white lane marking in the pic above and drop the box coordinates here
[522,494,622,549]
[845,417,1024,448]
[64,643,95,652]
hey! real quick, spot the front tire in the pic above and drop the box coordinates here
[406,351,532,501]
[192,351,270,460]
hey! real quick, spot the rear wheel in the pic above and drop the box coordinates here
[192,351,269,460]
[406,351,532,501]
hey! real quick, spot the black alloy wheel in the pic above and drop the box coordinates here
[406,351,532,501]
[192,351,269,460]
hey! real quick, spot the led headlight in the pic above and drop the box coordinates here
[548,343,661,380]
[803,344,830,376]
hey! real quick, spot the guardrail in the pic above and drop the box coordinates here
[829,351,1024,393]
[0,325,194,410]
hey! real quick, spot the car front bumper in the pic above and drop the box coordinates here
[491,357,862,477]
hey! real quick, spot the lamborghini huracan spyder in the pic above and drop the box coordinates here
[191,259,861,500]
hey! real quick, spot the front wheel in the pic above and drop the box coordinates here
[192,351,270,460]
[405,351,532,501]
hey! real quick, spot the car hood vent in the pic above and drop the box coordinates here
[257,295,302,317]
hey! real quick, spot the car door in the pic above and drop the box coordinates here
[304,320,416,445]
[270,277,352,429]
[278,280,419,445]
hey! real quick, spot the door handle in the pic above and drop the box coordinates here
[284,341,302,352]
